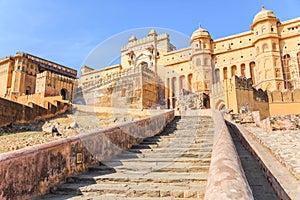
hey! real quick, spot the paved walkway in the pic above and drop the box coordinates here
[34,116,215,199]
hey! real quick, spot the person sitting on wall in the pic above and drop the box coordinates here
[52,126,62,136]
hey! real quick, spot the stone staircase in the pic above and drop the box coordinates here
[34,116,215,200]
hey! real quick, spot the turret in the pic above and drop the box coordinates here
[251,6,283,90]
[190,25,213,94]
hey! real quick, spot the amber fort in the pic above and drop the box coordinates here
[77,6,300,118]
[0,6,300,200]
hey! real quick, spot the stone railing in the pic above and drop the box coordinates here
[0,110,174,200]
[204,110,253,200]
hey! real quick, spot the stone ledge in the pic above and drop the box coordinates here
[227,121,300,200]
[204,110,253,200]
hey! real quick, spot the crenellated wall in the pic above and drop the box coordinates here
[267,89,300,115]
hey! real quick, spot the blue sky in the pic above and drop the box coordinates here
[0,0,299,73]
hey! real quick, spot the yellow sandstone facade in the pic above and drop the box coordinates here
[79,7,300,114]
[0,52,77,106]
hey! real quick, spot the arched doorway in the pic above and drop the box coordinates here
[179,75,185,94]
[26,86,31,95]
[215,69,220,83]
[139,61,148,68]
[283,54,292,89]
[61,89,68,100]
[187,74,193,92]
[231,65,237,77]
[250,62,256,84]
[240,64,246,77]
[223,67,228,80]
[215,99,226,110]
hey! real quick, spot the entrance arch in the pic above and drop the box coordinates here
[61,89,68,100]
[215,99,226,110]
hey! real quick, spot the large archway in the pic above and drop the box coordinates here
[215,99,226,110]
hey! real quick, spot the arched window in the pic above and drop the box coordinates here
[231,65,237,77]
[61,89,68,100]
[204,58,210,66]
[283,54,292,89]
[241,64,246,77]
[250,62,256,84]
[171,77,177,97]
[215,69,220,83]
[262,43,268,52]
[256,46,260,54]
[196,58,201,66]
[271,26,275,32]
[121,88,126,97]
[187,74,193,91]
[26,86,31,95]
[223,67,228,80]
[179,75,185,93]
[272,43,277,51]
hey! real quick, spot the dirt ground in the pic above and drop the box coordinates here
[0,110,150,154]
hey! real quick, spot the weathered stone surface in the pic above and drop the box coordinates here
[34,115,215,199]
[0,110,174,200]
[244,124,300,181]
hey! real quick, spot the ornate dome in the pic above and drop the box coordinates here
[190,25,210,42]
[253,6,276,24]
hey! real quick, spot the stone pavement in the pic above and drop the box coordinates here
[34,116,215,199]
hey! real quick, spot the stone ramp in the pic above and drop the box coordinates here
[34,116,214,199]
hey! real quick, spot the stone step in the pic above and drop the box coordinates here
[35,194,203,200]
[114,152,211,159]
[51,182,206,198]
[64,171,208,185]
[130,143,212,150]
[36,116,214,199]
[101,157,211,163]
[126,147,212,154]
[88,165,115,173]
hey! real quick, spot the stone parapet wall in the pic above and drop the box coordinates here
[205,110,253,200]
[0,110,174,200]
[268,89,300,103]
[0,97,69,127]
